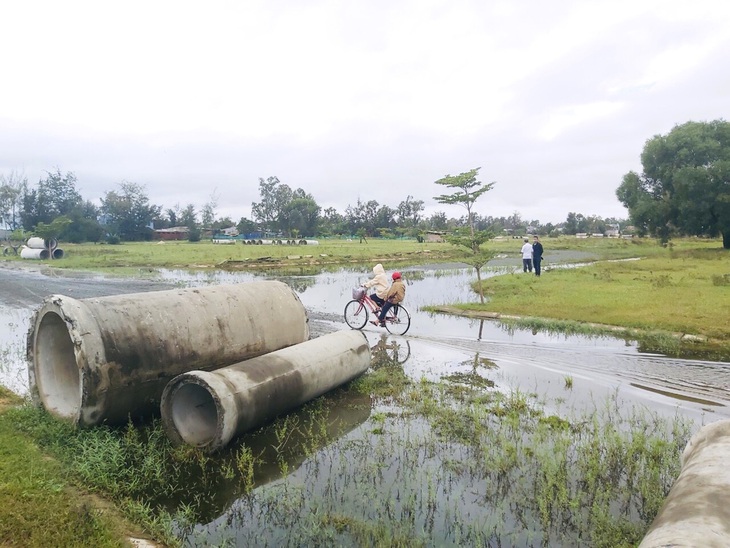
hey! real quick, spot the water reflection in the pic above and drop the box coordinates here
[370,334,411,366]
[161,388,372,524]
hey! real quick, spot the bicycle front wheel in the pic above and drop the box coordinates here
[344,299,369,330]
[385,304,411,336]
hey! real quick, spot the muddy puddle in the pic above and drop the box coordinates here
[2,260,730,545]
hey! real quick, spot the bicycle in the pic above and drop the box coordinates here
[344,287,411,336]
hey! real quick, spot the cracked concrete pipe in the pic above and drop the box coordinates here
[27,281,309,427]
[639,419,730,547]
[160,329,371,452]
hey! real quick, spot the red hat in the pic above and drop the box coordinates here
[392,271,401,280]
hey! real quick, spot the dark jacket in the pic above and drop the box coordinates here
[532,241,544,261]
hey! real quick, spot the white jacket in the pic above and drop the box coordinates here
[363,263,389,299]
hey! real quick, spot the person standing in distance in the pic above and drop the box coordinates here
[532,236,544,276]
[520,238,533,273]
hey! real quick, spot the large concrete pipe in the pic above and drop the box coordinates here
[160,329,371,452]
[27,281,309,427]
[20,246,50,260]
[640,419,730,547]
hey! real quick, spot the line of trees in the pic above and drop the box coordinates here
[0,169,626,244]
[3,118,727,246]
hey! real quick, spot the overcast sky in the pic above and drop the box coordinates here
[1,0,728,225]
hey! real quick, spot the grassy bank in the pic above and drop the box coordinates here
[0,387,150,547]
[3,238,463,271]
[433,240,730,358]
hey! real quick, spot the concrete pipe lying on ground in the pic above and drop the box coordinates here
[160,329,371,452]
[27,281,309,427]
[639,419,730,547]
[20,246,50,260]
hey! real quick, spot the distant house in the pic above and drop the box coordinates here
[425,231,446,243]
[606,223,620,238]
[154,226,189,241]
[221,226,239,237]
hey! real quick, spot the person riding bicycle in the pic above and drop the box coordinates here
[361,263,389,309]
[371,271,406,327]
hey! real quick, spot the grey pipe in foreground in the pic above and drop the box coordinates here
[27,281,309,426]
[639,419,730,547]
[160,329,371,452]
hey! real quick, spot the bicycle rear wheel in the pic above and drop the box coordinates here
[344,299,368,329]
[385,304,410,335]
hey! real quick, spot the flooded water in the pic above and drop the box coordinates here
[145,263,730,425]
[2,260,730,545]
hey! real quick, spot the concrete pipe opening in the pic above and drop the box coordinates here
[170,383,219,447]
[34,311,81,419]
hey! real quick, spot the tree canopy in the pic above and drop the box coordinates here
[616,120,730,248]
[100,182,160,241]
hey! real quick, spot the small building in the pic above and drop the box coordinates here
[606,223,620,238]
[154,226,190,241]
[425,231,446,243]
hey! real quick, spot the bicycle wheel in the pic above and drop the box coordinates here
[385,304,410,335]
[344,300,369,330]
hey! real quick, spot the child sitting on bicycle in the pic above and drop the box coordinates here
[362,263,389,310]
[371,271,406,327]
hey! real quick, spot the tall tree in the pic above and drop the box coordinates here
[0,171,27,230]
[201,190,220,228]
[617,119,730,248]
[320,207,345,236]
[21,169,83,230]
[345,199,379,237]
[179,204,198,228]
[434,167,495,303]
[100,182,161,241]
[282,197,320,237]
[63,200,104,243]
[397,195,425,228]
[251,176,293,234]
